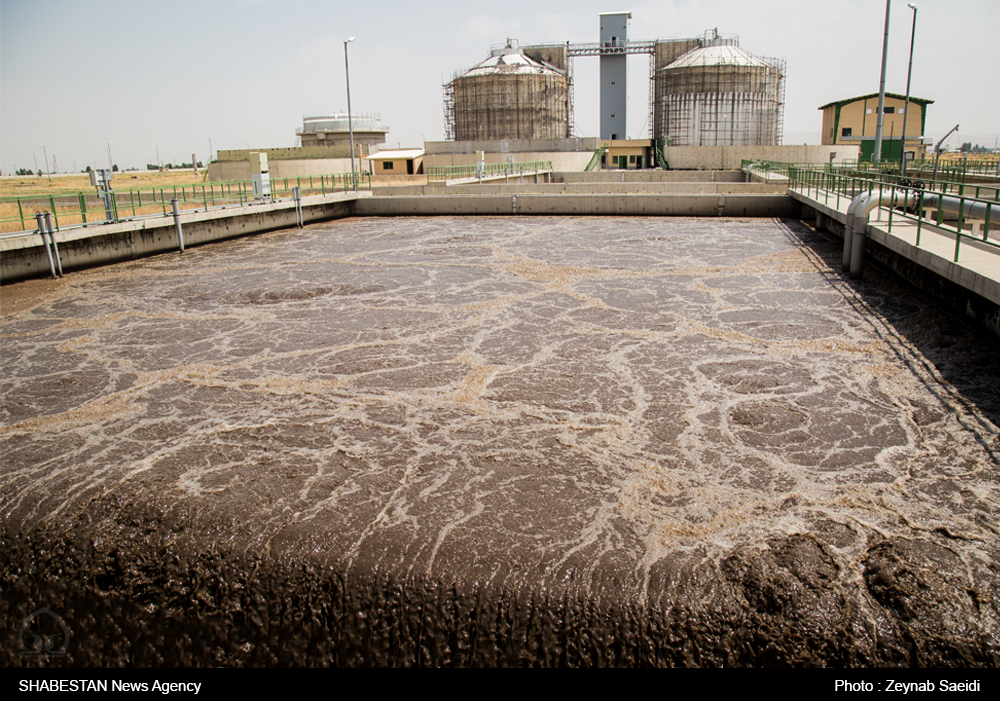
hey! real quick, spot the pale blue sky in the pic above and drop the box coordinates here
[2,0,996,172]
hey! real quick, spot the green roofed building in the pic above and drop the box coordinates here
[819,93,934,162]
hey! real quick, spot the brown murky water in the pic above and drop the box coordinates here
[2,216,998,666]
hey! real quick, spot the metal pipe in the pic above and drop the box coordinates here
[843,192,871,270]
[293,186,303,228]
[850,188,924,278]
[36,212,57,279]
[921,193,997,222]
[171,199,185,252]
[43,212,63,277]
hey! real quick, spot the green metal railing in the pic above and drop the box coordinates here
[786,166,999,264]
[426,161,552,179]
[743,156,1000,187]
[1,172,369,235]
[585,147,607,172]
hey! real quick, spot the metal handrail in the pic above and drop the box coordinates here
[786,166,999,264]
[426,161,552,179]
[1,172,370,236]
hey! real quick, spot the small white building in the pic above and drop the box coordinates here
[363,149,425,175]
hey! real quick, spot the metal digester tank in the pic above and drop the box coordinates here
[654,30,785,147]
[444,40,569,141]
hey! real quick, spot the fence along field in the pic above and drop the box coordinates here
[1,169,365,235]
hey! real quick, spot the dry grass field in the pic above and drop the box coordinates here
[1,169,209,198]
[0,170,226,234]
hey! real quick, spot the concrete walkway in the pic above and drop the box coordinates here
[789,185,1000,305]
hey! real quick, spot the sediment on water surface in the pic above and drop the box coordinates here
[3,216,998,666]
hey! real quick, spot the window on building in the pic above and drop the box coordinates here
[884,106,895,113]
[612,156,619,165]
[841,127,853,137]
[383,161,394,170]
[867,108,873,114]
[629,155,636,163]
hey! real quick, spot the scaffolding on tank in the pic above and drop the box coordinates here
[655,32,785,147]
[442,41,570,142]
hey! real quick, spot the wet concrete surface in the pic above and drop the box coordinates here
[1,216,998,666]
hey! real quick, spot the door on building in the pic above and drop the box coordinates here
[861,140,903,162]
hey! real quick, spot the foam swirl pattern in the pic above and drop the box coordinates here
[2,216,998,666]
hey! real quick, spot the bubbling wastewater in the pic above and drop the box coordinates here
[1,216,998,666]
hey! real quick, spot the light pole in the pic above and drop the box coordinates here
[899,4,917,176]
[344,36,357,192]
[873,0,891,163]
[107,142,114,171]
[42,144,51,183]
[209,135,214,163]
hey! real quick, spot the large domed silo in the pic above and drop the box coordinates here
[444,40,569,141]
[654,31,785,147]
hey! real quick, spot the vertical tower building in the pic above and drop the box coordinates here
[599,12,630,141]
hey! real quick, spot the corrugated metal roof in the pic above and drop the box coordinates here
[662,44,770,70]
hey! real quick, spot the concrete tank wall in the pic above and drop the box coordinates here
[661,145,861,170]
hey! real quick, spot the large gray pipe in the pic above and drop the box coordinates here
[43,212,63,277]
[843,192,871,271]
[171,199,185,252]
[36,212,57,279]
[920,193,997,223]
[849,189,924,279]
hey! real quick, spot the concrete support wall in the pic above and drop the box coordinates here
[372,182,784,197]
[425,138,600,155]
[424,152,593,172]
[356,194,795,218]
[559,170,746,183]
[1,195,359,284]
[209,158,361,182]
[662,145,860,170]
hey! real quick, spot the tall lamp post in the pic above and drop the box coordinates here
[873,0,891,163]
[344,36,357,192]
[899,4,917,176]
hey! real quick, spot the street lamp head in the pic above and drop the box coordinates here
[346,36,356,43]
[908,3,916,9]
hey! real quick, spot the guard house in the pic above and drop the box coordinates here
[363,148,425,175]
[819,93,933,162]
[601,139,653,169]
